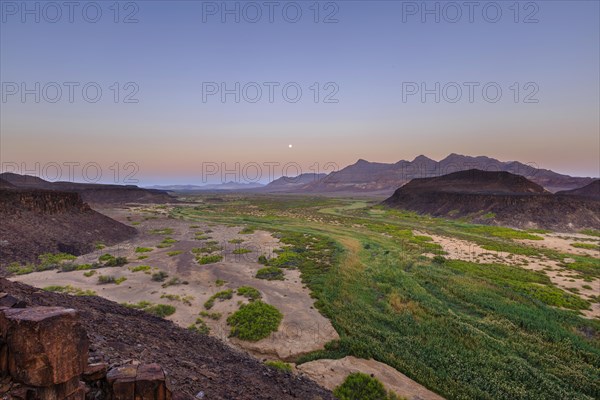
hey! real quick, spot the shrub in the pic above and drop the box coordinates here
[43,285,96,296]
[162,277,182,288]
[135,247,153,253]
[204,289,234,309]
[265,360,292,372]
[215,279,227,287]
[130,265,151,272]
[333,373,399,400]
[105,256,128,267]
[229,238,244,244]
[188,318,210,334]
[432,255,446,264]
[237,286,262,301]
[145,304,176,318]
[167,250,183,257]
[239,226,255,234]
[227,301,282,341]
[6,262,35,275]
[97,275,116,284]
[150,228,174,235]
[197,255,224,265]
[232,248,252,255]
[256,267,284,281]
[151,271,169,282]
[258,255,268,265]
[83,270,96,277]
[199,311,222,320]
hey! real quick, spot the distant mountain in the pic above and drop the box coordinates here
[148,182,265,192]
[261,173,326,192]
[383,170,599,232]
[0,173,176,205]
[298,154,595,195]
[557,180,600,200]
[0,178,15,189]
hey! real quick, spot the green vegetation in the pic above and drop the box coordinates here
[167,250,183,256]
[333,373,402,400]
[188,318,210,334]
[264,360,292,372]
[229,238,245,244]
[6,252,80,275]
[237,286,262,301]
[130,265,151,272]
[161,293,194,306]
[199,311,222,320]
[98,253,128,267]
[204,289,234,309]
[151,271,169,282]
[580,229,600,237]
[255,267,284,280]
[227,301,283,341]
[43,285,96,296]
[135,247,153,253]
[171,195,600,399]
[123,301,176,318]
[571,242,600,250]
[482,212,496,219]
[232,248,252,255]
[215,279,227,287]
[83,270,96,277]
[97,275,126,285]
[150,228,174,235]
[239,226,256,234]
[197,254,224,265]
[192,243,223,254]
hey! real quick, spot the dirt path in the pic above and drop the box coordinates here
[297,356,445,400]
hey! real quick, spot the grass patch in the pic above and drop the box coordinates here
[229,238,245,244]
[197,254,224,265]
[130,265,151,272]
[232,248,252,255]
[151,271,169,282]
[571,242,600,251]
[239,226,256,234]
[199,311,222,320]
[188,318,210,334]
[97,275,126,285]
[265,360,292,372]
[135,247,153,253]
[167,250,183,257]
[334,373,402,400]
[204,289,234,309]
[150,228,174,235]
[43,285,96,296]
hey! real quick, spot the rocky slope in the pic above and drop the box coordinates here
[261,173,327,192]
[383,170,600,231]
[0,173,176,205]
[556,180,600,200]
[0,188,136,267]
[299,154,595,195]
[0,279,334,400]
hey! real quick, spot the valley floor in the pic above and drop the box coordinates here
[10,195,600,400]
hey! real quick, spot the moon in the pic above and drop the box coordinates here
[288,144,293,148]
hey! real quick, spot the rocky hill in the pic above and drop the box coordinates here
[556,180,600,200]
[299,154,595,195]
[0,278,334,400]
[0,173,176,205]
[261,173,327,192]
[383,170,600,231]
[0,188,136,267]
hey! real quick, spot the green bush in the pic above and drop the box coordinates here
[232,248,252,255]
[204,289,234,309]
[145,304,176,318]
[258,255,268,265]
[135,247,153,253]
[227,301,282,341]
[188,318,210,334]
[239,226,255,234]
[265,360,292,372]
[237,286,262,301]
[197,254,224,265]
[151,271,169,282]
[333,373,397,400]
[97,275,116,284]
[167,250,183,257]
[256,267,284,281]
[130,265,151,272]
[199,311,222,320]
[43,285,96,296]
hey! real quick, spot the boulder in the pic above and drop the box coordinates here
[0,307,89,386]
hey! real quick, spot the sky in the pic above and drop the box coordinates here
[1,0,599,185]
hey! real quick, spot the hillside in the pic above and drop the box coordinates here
[0,188,137,267]
[0,173,177,204]
[0,278,334,400]
[299,154,594,195]
[383,170,600,231]
[262,173,327,192]
[557,180,600,200]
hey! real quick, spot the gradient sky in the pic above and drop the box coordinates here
[1,0,599,185]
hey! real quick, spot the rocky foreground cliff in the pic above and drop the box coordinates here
[0,189,136,267]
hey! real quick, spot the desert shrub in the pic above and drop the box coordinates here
[43,285,96,296]
[105,256,128,267]
[227,301,282,341]
[215,279,227,287]
[203,289,234,309]
[167,250,183,257]
[265,360,292,372]
[192,244,223,254]
[571,242,599,250]
[432,255,446,264]
[97,275,117,284]
[197,255,223,265]
[151,271,169,282]
[333,373,399,400]
[83,270,96,277]
[237,286,262,301]
[135,247,153,253]
[98,253,114,262]
[258,255,268,265]
[162,277,182,288]
[229,238,244,244]
[199,311,222,320]
[268,251,302,268]
[130,265,151,272]
[232,248,252,255]
[188,318,210,334]
[256,267,284,281]
[6,262,35,275]
[150,228,174,235]
[144,304,176,318]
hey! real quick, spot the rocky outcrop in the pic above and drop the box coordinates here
[383,170,600,231]
[556,180,600,200]
[0,189,136,268]
[0,296,184,400]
